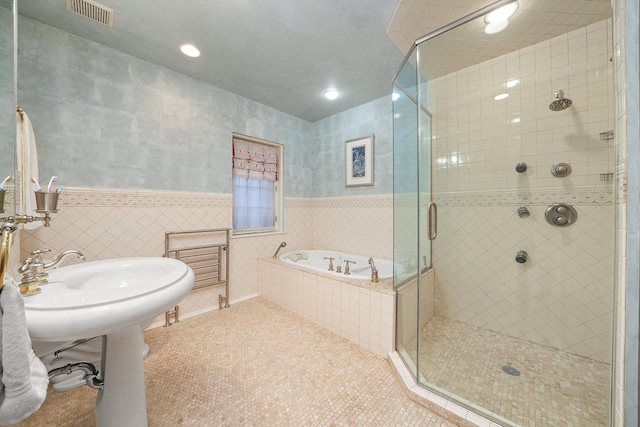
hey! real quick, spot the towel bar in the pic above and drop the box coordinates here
[164,228,230,309]
[0,223,16,292]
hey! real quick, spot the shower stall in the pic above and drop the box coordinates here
[392,1,615,425]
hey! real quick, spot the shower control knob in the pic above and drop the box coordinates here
[515,162,527,173]
[555,217,568,225]
[551,163,571,177]
[545,203,578,227]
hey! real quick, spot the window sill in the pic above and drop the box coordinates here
[230,230,286,240]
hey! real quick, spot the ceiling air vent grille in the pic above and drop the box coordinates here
[66,0,114,27]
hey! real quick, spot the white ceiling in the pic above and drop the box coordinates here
[4,0,612,122]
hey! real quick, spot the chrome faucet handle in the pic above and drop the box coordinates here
[29,249,51,276]
[18,257,35,274]
[343,259,356,275]
[30,248,51,256]
[323,257,335,271]
[18,258,42,296]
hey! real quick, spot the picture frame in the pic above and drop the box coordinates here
[345,135,374,187]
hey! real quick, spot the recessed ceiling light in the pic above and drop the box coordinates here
[323,89,340,100]
[485,1,519,24]
[505,79,520,88]
[485,20,509,34]
[494,93,509,100]
[180,44,200,58]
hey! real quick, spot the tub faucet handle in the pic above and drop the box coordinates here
[323,257,335,271]
[343,259,356,275]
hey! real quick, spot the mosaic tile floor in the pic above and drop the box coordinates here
[17,298,462,427]
[401,316,610,426]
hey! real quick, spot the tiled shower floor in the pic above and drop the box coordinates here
[18,298,464,427]
[401,316,610,426]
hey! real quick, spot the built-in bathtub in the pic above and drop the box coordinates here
[257,250,395,357]
[279,250,393,280]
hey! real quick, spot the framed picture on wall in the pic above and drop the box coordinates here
[345,135,374,187]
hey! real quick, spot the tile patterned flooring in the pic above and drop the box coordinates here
[17,298,462,427]
[402,316,610,426]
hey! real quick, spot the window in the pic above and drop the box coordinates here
[232,135,282,235]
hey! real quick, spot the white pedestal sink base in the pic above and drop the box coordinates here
[24,257,195,426]
[95,325,148,427]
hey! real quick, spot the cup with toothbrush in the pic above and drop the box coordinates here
[0,175,11,213]
[33,175,61,213]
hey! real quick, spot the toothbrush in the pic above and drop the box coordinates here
[56,187,64,193]
[47,175,58,192]
[31,176,42,192]
[0,175,12,190]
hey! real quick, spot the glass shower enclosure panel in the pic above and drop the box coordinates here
[393,49,420,377]
[393,48,433,380]
[393,1,614,425]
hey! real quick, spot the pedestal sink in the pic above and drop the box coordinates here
[23,257,194,427]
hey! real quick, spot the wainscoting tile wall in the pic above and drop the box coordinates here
[18,189,390,324]
[312,195,394,260]
[18,189,314,323]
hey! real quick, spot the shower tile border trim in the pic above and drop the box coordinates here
[433,187,614,206]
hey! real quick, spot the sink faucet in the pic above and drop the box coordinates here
[18,249,85,296]
[368,257,379,283]
[44,249,85,270]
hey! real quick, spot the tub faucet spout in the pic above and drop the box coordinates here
[368,257,379,283]
[272,242,287,258]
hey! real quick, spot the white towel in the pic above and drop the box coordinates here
[0,282,48,424]
[16,111,41,230]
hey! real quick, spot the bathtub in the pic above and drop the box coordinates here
[279,250,393,280]
[258,251,396,357]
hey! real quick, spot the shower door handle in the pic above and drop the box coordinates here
[427,202,437,240]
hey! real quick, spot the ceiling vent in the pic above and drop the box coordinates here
[66,0,114,27]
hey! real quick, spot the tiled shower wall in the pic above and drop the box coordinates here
[429,18,614,193]
[426,19,615,362]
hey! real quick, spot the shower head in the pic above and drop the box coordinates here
[549,90,572,111]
